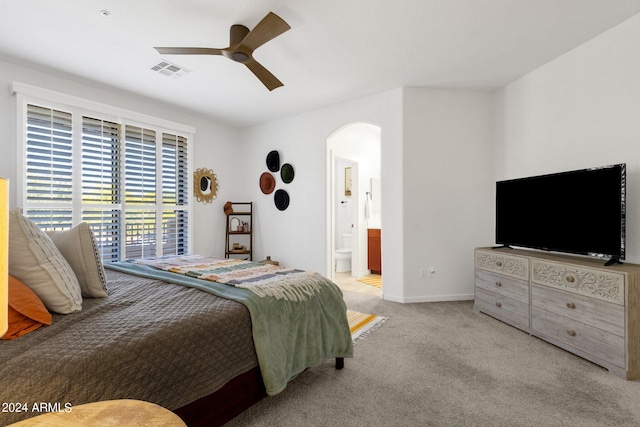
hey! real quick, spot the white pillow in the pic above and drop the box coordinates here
[8,208,82,314]
[47,222,108,298]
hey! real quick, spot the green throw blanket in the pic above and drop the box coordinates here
[105,256,353,395]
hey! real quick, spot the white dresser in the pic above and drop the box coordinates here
[474,247,640,380]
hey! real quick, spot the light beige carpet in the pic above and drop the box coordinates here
[226,290,640,427]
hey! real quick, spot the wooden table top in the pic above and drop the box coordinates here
[8,399,187,427]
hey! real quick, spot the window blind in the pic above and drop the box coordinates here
[25,104,73,203]
[22,103,191,261]
[82,117,120,204]
[124,210,156,259]
[161,133,189,255]
[82,117,122,261]
[125,125,156,205]
[162,133,188,206]
[25,104,74,230]
[83,209,122,262]
[162,210,188,256]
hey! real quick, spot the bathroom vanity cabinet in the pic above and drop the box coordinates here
[368,228,381,274]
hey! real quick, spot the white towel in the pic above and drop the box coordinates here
[365,199,372,220]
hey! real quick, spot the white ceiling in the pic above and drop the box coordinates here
[2,1,640,128]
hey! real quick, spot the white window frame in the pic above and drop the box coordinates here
[11,81,195,259]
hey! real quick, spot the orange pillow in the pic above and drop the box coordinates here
[1,275,52,340]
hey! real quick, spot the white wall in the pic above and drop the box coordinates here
[0,57,241,257]
[494,13,640,264]
[239,87,496,303]
[8,8,636,302]
[402,87,495,302]
[0,57,410,301]
[239,89,405,300]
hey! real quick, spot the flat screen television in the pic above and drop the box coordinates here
[495,164,626,265]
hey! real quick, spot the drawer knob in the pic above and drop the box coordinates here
[567,330,577,337]
[495,281,502,287]
[495,302,502,308]
[496,261,503,267]
[566,302,576,309]
[566,275,576,283]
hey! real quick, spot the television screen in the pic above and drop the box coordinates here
[496,164,626,264]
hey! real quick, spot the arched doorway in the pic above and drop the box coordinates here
[326,123,382,291]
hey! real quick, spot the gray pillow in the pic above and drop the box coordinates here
[8,208,82,314]
[47,222,108,298]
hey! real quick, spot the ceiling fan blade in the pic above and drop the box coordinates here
[240,12,291,52]
[154,47,224,55]
[245,60,284,91]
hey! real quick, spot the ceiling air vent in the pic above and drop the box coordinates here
[150,60,191,78]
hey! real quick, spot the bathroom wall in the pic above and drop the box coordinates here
[335,158,355,251]
[369,177,382,228]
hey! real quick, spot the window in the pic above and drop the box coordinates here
[18,93,193,262]
[25,104,73,229]
[161,133,189,256]
[81,116,121,261]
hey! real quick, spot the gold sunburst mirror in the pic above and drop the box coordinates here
[193,168,219,203]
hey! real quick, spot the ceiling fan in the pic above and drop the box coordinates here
[155,12,290,91]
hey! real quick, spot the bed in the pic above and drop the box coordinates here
[1,248,353,426]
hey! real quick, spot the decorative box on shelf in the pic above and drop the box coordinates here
[259,256,279,266]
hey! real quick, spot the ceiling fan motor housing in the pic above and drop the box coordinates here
[229,25,251,62]
[230,51,250,63]
[154,12,291,90]
[230,24,250,45]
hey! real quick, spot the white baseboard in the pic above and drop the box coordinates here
[382,293,474,303]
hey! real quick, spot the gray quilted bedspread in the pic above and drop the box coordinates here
[0,269,258,425]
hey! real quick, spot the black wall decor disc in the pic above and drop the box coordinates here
[266,150,280,172]
[274,189,290,211]
[281,163,294,183]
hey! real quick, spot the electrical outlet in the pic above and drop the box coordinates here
[420,268,427,278]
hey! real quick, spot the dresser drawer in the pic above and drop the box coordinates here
[531,307,625,368]
[475,269,528,304]
[475,287,529,329]
[531,283,624,336]
[475,250,529,280]
[531,260,624,305]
